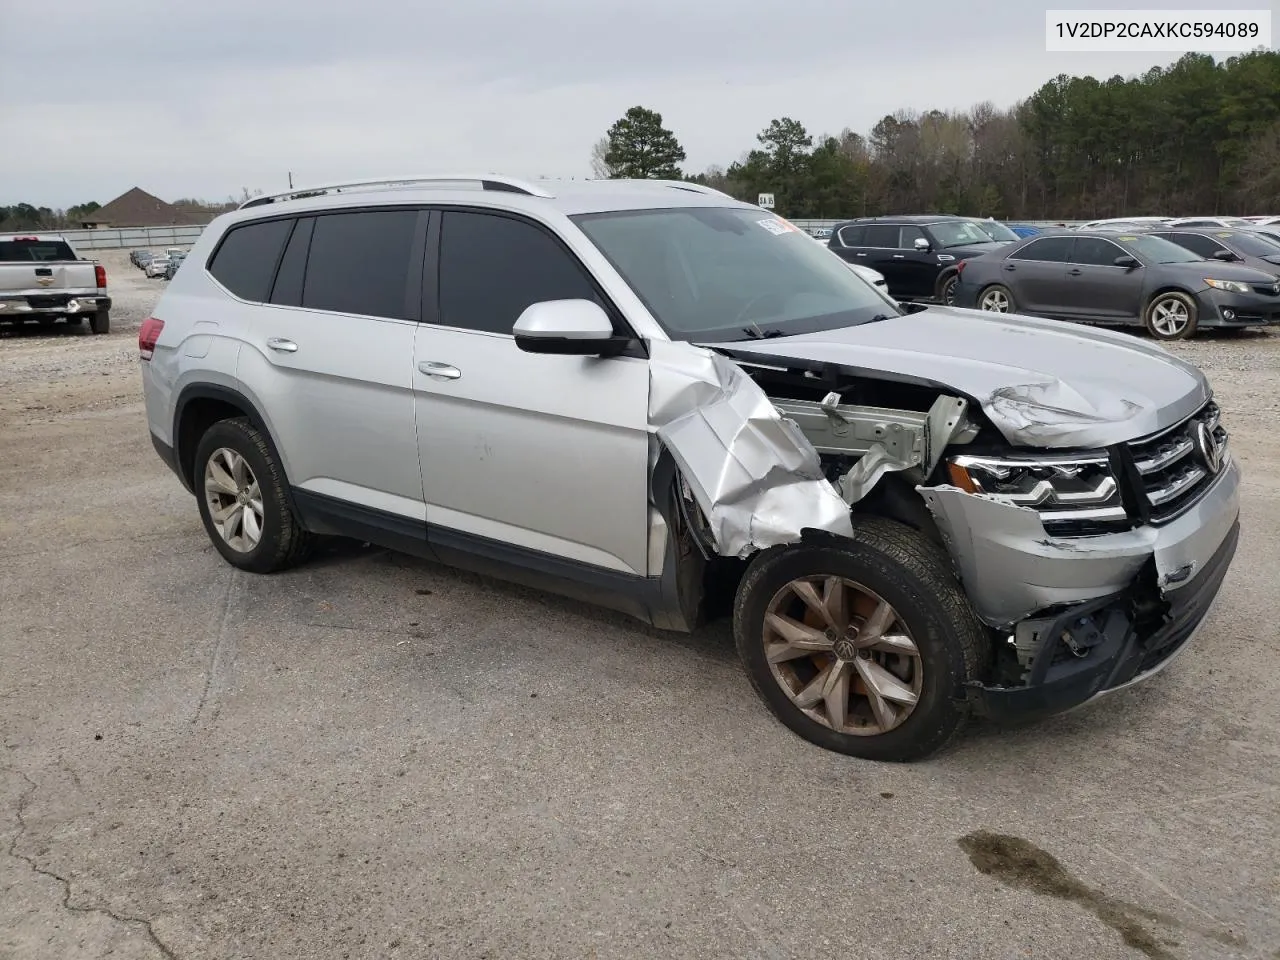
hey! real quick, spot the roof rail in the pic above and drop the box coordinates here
[586,178,736,200]
[239,174,554,209]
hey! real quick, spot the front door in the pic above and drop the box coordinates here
[1061,236,1144,321]
[412,208,652,577]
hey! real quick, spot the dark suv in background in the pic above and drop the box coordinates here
[826,215,1012,304]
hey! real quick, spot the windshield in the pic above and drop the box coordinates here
[572,206,899,342]
[1224,231,1280,257]
[974,220,1020,242]
[928,220,1001,248]
[1113,234,1204,263]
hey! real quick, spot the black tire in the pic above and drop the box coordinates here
[1143,291,1198,340]
[193,417,313,574]
[977,284,1015,313]
[89,310,110,335]
[937,273,959,305]
[733,518,990,762]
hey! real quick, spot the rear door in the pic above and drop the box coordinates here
[1000,236,1073,313]
[830,224,867,264]
[1061,236,1143,321]
[228,209,429,526]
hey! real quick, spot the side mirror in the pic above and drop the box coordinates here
[1212,249,1238,261]
[1113,255,1140,269]
[513,299,627,356]
[913,237,931,252]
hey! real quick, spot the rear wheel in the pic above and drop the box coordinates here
[89,310,110,334]
[733,519,990,762]
[194,418,312,573]
[978,284,1014,313]
[1144,291,1198,340]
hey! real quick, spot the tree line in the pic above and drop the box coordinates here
[594,50,1280,220]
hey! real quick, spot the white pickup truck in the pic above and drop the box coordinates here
[0,234,111,333]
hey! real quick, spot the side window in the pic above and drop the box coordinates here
[1071,237,1125,266]
[836,225,865,247]
[862,224,900,247]
[437,210,602,335]
[302,210,420,319]
[269,218,313,306]
[1010,237,1073,262]
[208,218,293,302]
[899,226,927,249]
[1170,232,1224,258]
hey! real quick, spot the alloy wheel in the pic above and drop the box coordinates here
[203,447,264,552]
[1150,297,1190,337]
[763,576,923,736]
[980,289,1010,312]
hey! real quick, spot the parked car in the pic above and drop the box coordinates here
[139,174,1240,761]
[827,215,1012,304]
[0,234,111,333]
[1002,223,1042,238]
[1167,217,1255,229]
[144,256,171,278]
[1077,216,1173,230]
[164,252,187,280]
[134,250,154,271]
[953,230,1280,339]
[1143,227,1280,278]
[808,233,890,294]
[129,249,151,267]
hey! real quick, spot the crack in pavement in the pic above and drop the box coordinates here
[192,567,241,726]
[5,769,179,959]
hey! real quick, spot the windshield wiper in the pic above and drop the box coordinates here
[741,326,785,339]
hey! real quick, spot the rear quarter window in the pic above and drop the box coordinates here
[0,240,77,262]
[208,218,294,302]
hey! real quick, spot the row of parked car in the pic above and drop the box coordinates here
[129,247,188,280]
[821,214,1280,340]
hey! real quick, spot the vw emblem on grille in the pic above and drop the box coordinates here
[1272,283,1279,296]
[1194,422,1227,474]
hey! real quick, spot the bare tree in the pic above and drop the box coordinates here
[589,137,612,178]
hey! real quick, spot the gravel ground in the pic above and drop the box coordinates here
[2,259,1277,959]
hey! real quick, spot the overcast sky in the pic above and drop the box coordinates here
[3,0,1274,207]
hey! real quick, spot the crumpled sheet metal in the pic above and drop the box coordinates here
[985,380,1145,448]
[648,340,853,559]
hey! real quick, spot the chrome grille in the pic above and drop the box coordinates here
[1126,401,1227,524]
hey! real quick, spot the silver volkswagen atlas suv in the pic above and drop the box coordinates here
[138,175,1240,762]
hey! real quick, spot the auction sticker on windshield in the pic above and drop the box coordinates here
[757,218,797,236]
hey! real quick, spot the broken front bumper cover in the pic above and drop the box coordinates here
[965,518,1238,723]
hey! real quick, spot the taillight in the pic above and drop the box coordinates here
[95,264,107,288]
[138,317,164,361]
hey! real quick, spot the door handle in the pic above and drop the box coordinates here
[267,337,298,353]
[418,361,461,380]
[1068,268,1082,276]
[892,254,906,259]
[1003,264,1016,271]
[855,252,867,257]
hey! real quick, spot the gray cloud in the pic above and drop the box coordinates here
[1,0,1261,206]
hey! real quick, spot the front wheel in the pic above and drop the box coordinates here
[1144,291,1198,340]
[938,273,959,305]
[733,518,990,762]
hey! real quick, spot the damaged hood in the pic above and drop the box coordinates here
[712,306,1210,448]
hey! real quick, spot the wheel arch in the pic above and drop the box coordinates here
[172,383,289,496]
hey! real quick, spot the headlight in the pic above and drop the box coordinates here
[947,453,1130,535]
[1204,278,1251,294]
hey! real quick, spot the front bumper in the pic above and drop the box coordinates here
[0,293,111,317]
[966,518,1238,722]
[1198,289,1280,327]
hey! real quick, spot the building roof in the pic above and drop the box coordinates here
[82,187,201,227]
